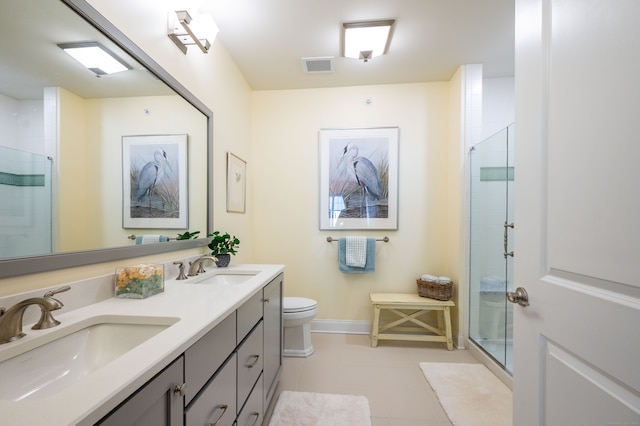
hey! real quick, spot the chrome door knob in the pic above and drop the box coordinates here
[507,287,529,307]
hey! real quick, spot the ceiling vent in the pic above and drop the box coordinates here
[301,57,335,73]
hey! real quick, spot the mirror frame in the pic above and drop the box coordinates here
[0,0,213,279]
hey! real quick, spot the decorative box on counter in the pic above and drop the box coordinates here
[115,264,164,299]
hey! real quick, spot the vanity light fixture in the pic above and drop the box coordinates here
[168,10,219,54]
[341,20,395,62]
[58,42,130,75]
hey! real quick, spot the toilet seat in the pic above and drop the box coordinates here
[283,297,317,313]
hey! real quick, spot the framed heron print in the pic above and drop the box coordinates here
[122,134,188,229]
[226,152,246,213]
[319,127,399,230]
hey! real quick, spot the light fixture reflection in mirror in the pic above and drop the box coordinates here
[0,0,213,279]
[58,42,131,75]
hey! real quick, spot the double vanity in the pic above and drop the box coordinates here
[0,263,284,425]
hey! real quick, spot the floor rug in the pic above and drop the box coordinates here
[268,391,372,426]
[420,362,512,426]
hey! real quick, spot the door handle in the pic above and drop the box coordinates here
[506,287,529,307]
[504,222,514,258]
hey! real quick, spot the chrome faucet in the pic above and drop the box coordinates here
[187,256,218,276]
[0,286,70,344]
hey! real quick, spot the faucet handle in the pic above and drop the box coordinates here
[43,285,70,298]
[32,286,69,331]
[173,261,188,280]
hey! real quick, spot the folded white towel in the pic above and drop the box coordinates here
[421,274,438,282]
[141,234,161,244]
[437,276,451,284]
[345,236,367,268]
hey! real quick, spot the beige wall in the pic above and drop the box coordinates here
[1,1,469,344]
[250,83,460,323]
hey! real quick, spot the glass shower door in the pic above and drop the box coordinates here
[469,124,514,373]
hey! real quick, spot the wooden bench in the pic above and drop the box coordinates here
[370,293,454,350]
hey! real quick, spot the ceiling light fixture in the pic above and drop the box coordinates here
[168,10,218,54]
[58,42,130,76]
[341,20,395,62]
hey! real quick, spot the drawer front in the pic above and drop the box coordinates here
[99,356,184,426]
[236,373,263,426]
[237,321,263,411]
[185,353,237,426]
[184,312,236,405]
[237,291,263,344]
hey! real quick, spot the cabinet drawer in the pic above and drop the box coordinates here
[184,312,236,405]
[237,321,263,411]
[98,356,184,426]
[237,291,263,344]
[236,373,263,426]
[185,353,236,426]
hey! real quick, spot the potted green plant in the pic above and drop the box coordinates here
[207,231,240,267]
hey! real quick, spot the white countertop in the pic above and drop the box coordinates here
[0,264,284,426]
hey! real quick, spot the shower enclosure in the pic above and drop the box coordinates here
[0,146,52,259]
[468,124,514,374]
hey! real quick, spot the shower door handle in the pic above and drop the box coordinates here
[507,287,529,307]
[504,222,514,258]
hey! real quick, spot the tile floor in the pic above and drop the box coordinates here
[264,333,481,425]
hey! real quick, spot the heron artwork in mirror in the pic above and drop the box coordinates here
[0,0,213,278]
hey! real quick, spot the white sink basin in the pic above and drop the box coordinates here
[191,271,258,285]
[0,315,178,401]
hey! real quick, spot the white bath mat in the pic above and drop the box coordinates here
[420,362,512,426]
[268,391,372,426]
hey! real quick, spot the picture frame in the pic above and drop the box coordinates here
[227,152,246,213]
[319,127,399,230]
[122,134,188,229]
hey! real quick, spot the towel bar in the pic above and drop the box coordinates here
[127,234,174,241]
[326,236,389,242]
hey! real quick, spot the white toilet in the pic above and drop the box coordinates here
[283,297,317,357]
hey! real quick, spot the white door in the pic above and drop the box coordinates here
[513,0,640,424]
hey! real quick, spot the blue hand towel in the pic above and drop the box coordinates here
[338,237,376,273]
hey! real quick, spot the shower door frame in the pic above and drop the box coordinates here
[468,124,514,374]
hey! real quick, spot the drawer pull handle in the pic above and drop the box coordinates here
[263,298,270,303]
[246,412,260,426]
[207,404,228,426]
[246,354,260,368]
[173,382,187,397]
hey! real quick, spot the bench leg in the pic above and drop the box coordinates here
[371,304,381,347]
[443,306,453,350]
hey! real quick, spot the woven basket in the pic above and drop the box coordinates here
[416,278,453,301]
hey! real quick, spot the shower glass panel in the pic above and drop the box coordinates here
[0,146,52,258]
[469,124,514,374]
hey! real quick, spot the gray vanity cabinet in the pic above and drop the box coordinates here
[262,274,283,407]
[98,356,184,426]
[96,273,283,426]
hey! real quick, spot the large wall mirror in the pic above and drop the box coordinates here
[0,0,212,278]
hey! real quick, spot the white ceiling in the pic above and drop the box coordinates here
[1,0,514,100]
[202,0,515,90]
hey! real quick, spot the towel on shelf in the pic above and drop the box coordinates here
[338,237,376,273]
[345,236,367,268]
[135,235,169,245]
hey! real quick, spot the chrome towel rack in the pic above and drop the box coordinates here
[326,236,389,243]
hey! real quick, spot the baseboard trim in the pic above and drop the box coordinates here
[310,319,370,335]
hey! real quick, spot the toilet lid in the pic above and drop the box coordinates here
[283,297,317,313]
